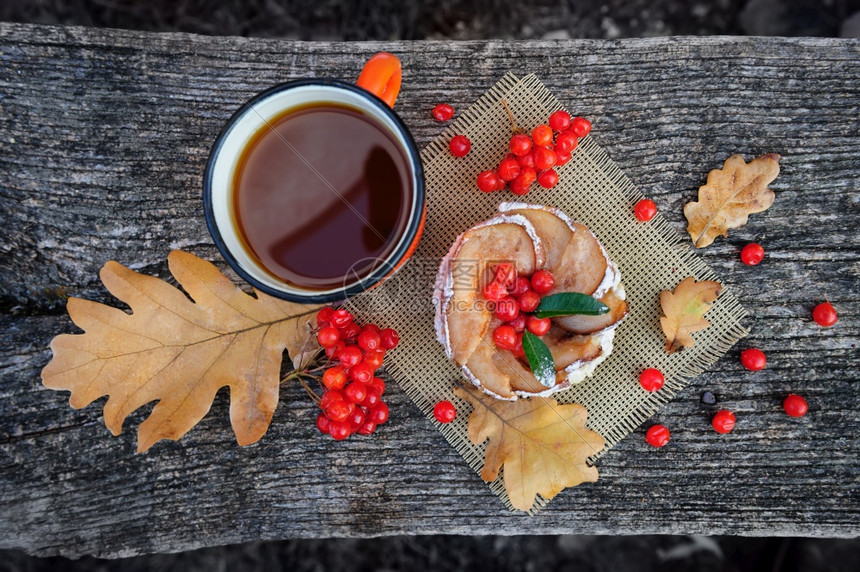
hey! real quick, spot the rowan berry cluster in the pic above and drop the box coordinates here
[481,263,556,354]
[312,307,398,441]
[474,111,592,196]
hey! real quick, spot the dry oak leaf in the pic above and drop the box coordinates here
[454,384,605,512]
[42,250,321,452]
[684,153,780,248]
[659,276,723,354]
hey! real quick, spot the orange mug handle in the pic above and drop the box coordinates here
[356,52,402,108]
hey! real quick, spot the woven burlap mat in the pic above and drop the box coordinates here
[345,73,749,514]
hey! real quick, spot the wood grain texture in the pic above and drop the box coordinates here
[0,23,858,557]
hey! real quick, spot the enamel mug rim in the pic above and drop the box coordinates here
[202,78,425,304]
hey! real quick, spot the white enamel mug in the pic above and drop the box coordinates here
[203,54,425,303]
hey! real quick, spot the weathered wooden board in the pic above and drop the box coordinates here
[0,24,858,557]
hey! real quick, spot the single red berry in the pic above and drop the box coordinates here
[380,328,400,349]
[517,150,536,170]
[522,166,538,182]
[712,410,736,434]
[342,325,361,341]
[494,176,507,192]
[317,326,340,348]
[359,324,382,335]
[316,412,330,435]
[531,269,555,294]
[338,345,363,368]
[323,366,349,390]
[362,323,381,334]
[316,306,335,328]
[518,289,541,313]
[332,344,348,361]
[363,348,386,371]
[555,131,578,153]
[639,368,665,392]
[325,340,345,359]
[497,157,521,181]
[319,389,344,410]
[571,116,592,137]
[512,333,525,358]
[494,296,520,322]
[340,322,361,341]
[449,135,471,157]
[534,147,556,171]
[526,316,551,336]
[483,279,509,301]
[740,243,765,266]
[509,133,533,156]
[494,263,516,286]
[740,348,767,371]
[369,376,386,396]
[783,394,809,418]
[537,169,559,189]
[509,176,531,196]
[433,400,457,424]
[432,103,454,122]
[634,199,657,222]
[533,146,557,171]
[346,407,366,432]
[645,424,671,448]
[509,276,531,296]
[325,400,353,423]
[369,402,390,425]
[510,167,537,194]
[477,170,501,193]
[344,381,368,405]
[357,421,376,436]
[350,362,373,384]
[331,308,353,328]
[328,420,351,441]
[508,313,527,333]
[555,150,572,166]
[812,302,838,327]
[548,110,572,132]
[532,124,554,147]
[492,325,518,351]
[357,329,381,351]
[362,389,381,409]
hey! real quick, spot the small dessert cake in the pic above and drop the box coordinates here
[434,203,628,400]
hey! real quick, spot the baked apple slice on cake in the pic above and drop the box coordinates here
[434,203,627,400]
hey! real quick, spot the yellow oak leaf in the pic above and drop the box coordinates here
[454,384,605,511]
[684,153,780,248]
[42,250,321,452]
[659,276,722,354]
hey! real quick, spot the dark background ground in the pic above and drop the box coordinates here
[2,536,860,572]
[2,1,859,570]
[2,0,860,39]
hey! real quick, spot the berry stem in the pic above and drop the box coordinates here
[281,367,323,384]
[500,99,521,133]
[297,376,322,407]
[280,370,300,384]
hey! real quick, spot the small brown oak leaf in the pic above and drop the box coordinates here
[659,276,722,354]
[41,250,321,452]
[454,384,605,512]
[684,153,780,248]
